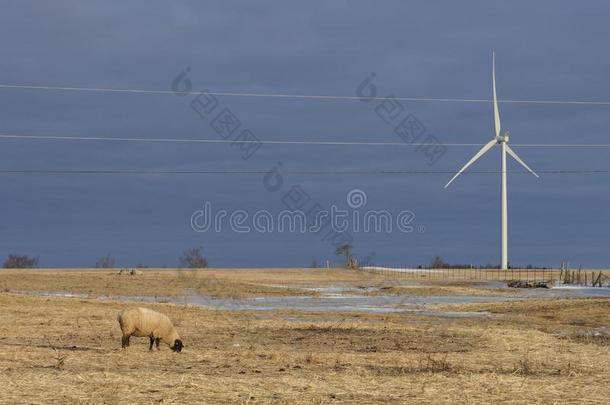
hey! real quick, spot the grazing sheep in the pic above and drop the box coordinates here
[117,307,183,352]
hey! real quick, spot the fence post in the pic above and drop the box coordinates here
[585,272,588,286]
[594,271,602,287]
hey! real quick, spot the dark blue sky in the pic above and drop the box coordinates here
[1,1,609,268]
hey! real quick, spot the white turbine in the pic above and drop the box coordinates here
[444,53,539,270]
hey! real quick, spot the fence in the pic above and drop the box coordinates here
[357,266,609,287]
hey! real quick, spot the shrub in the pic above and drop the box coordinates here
[179,246,208,268]
[335,244,356,269]
[95,254,115,268]
[3,254,39,268]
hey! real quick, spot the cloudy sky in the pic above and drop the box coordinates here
[1,1,609,268]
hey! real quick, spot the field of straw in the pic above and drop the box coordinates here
[0,268,609,404]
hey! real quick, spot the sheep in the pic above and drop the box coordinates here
[117,307,183,352]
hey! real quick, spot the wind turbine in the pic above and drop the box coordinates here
[444,53,539,270]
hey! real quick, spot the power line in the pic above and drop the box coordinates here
[2,83,610,106]
[0,169,606,175]
[1,133,610,148]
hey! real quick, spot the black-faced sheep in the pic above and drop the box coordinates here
[117,307,183,352]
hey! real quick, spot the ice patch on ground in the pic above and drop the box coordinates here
[11,281,610,315]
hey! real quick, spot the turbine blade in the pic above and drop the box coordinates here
[505,144,540,178]
[444,139,497,188]
[492,52,501,138]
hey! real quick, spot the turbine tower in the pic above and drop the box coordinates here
[444,53,539,270]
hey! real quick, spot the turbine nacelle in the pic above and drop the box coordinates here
[496,131,509,143]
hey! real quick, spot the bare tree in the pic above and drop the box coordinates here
[429,256,475,269]
[3,254,39,269]
[179,246,208,268]
[95,254,116,268]
[430,255,449,269]
[335,244,356,269]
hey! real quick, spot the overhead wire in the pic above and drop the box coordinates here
[2,83,610,106]
[0,133,609,148]
[0,169,606,176]
[1,84,609,176]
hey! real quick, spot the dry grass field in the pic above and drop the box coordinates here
[0,267,562,298]
[0,268,609,404]
[0,268,402,298]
